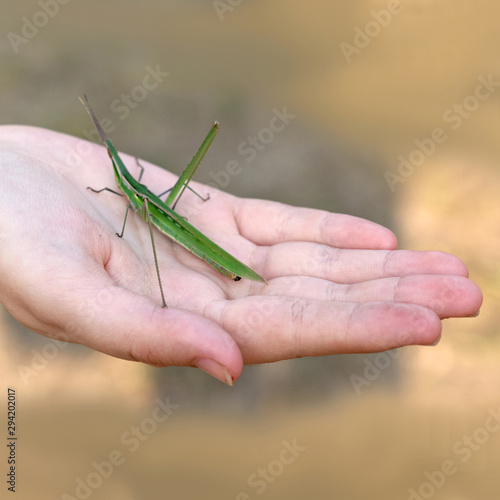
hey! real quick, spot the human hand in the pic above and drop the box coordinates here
[0,125,482,385]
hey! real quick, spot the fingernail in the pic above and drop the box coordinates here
[194,358,234,386]
[467,309,480,318]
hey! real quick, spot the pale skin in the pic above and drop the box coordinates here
[0,126,483,385]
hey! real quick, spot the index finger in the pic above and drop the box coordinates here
[235,199,397,250]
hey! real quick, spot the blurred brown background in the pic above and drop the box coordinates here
[1,1,500,499]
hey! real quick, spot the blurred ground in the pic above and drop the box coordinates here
[1,1,500,499]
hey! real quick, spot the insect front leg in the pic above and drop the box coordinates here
[117,204,132,238]
[87,186,123,196]
[87,186,131,238]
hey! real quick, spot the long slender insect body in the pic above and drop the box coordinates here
[108,148,260,281]
[80,95,265,307]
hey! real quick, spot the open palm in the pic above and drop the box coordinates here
[0,125,482,384]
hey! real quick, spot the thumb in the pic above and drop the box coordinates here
[63,286,243,386]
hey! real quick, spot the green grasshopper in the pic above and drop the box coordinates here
[80,95,265,308]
